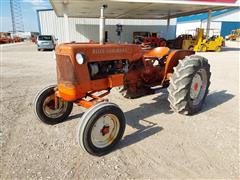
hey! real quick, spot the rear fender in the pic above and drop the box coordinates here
[163,50,195,82]
[144,47,170,58]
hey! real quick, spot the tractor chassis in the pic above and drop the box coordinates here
[34,44,211,156]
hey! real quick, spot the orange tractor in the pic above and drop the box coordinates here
[34,43,211,156]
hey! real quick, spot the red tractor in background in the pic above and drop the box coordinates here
[0,32,23,44]
[141,36,167,49]
[0,32,13,44]
[133,32,167,49]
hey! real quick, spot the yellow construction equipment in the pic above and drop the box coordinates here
[193,28,224,52]
[181,28,224,52]
[182,28,205,51]
[182,35,195,50]
[225,29,240,41]
[180,29,198,50]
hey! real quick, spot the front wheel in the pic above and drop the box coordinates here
[34,85,73,125]
[168,55,211,115]
[77,102,126,156]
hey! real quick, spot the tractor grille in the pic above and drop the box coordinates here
[56,55,77,84]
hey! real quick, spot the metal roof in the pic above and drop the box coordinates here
[177,7,239,22]
[50,0,240,19]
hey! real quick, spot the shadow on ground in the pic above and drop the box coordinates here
[65,89,234,149]
[67,112,84,121]
[118,88,171,149]
[119,90,234,149]
[201,90,234,113]
[221,47,240,52]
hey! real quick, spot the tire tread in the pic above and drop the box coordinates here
[167,55,211,115]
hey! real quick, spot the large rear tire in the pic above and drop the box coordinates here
[167,55,211,115]
[34,85,73,125]
[76,102,126,156]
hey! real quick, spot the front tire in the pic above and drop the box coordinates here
[34,85,73,125]
[167,55,211,115]
[77,102,126,156]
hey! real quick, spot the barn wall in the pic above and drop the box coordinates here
[38,10,177,43]
[221,22,240,37]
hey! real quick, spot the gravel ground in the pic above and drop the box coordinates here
[0,41,239,179]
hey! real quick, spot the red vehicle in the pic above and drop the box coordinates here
[0,32,13,44]
[133,32,167,49]
[141,36,167,49]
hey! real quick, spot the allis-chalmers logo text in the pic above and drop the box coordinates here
[92,48,128,55]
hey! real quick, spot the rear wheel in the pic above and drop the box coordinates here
[168,55,211,115]
[34,85,73,124]
[77,102,126,156]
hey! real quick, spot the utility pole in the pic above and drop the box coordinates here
[10,0,24,34]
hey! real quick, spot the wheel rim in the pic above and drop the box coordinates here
[43,95,68,118]
[190,69,208,106]
[90,114,120,148]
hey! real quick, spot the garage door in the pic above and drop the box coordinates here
[221,22,240,37]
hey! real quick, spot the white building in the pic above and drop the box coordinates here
[37,9,177,43]
[176,8,240,37]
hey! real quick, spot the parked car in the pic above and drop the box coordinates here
[37,35,57,51]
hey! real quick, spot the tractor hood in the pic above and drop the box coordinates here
[55,43,143,62]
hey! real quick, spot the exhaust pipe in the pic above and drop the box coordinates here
[100,5,108,45]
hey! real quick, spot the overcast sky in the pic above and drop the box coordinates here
[0,0,51,32]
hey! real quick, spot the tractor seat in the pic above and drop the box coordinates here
[144,47,170,59]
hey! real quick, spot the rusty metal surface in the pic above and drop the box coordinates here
[55,43,195,102]
[56,55,77,85]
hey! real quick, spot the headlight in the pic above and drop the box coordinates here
[76,53,85,64]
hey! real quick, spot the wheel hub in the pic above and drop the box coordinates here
[193,83,198,91]
[43,95,68,118]
[101,125,110,136]
[91,114,120,148]
[190,69,207,105]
